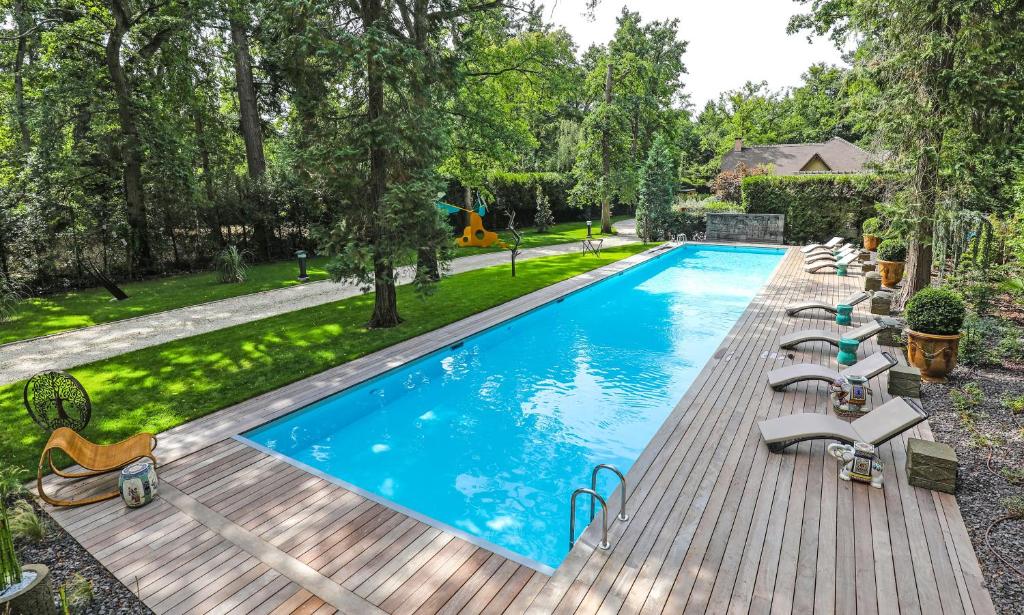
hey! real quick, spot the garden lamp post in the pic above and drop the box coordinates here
[296,250,309,281]
[586,220,593,238]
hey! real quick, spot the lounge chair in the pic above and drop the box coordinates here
[767,351,898,390]
[804,252,859,273]
[804,246,857,264]
[804,242,852,258]
[786,290,871,317]
[759,397,927,452]
[801,237,843,253]
[37,427,158,507]
[779,317,886,349]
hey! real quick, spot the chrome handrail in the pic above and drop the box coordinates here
[570,488,610,550]
[591,464,629,522]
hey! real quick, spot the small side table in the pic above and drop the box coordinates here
[837,337,859,366]
[119,460,158,508]
[835,304,853,326]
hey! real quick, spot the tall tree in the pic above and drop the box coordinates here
[791,0,1024,305]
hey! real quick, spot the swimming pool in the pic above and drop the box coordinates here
[242,244,785,572]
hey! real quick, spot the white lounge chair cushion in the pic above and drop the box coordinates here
[801,237,843,253]
[785,290,870,316]
[804,252,859,272]
[766,351,897,389]
[759,397,925,449]
[779,318,885,349]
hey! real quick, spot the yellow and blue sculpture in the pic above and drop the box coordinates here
[436,196,507,249]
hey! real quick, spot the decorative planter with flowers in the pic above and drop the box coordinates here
[862,217,882,251]
[876,239,907,288]
[904,287,966,382]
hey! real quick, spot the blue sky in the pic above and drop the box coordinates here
[546,0,849,109]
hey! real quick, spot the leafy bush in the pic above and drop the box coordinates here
[862,217,882,235]
[711,163,769,203]
[959,313,1001,366]
[533,184,554,232]
[741,173,889,243]
[0,276,24,324]
[214,245,248,284]
[905,287,966,335]
[876,239,907,262]
[8,500,44,542]
[636,134,678,242]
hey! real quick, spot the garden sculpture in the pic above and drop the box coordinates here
[827,441,884,488]
[436,196,508,249]
[23,370,92,432]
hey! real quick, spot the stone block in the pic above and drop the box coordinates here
[861,261,877,273]
[857,250,871,262]
[864,271,882,292]
[870,290,892,315]
[888,364,921,398]
[907,437,958,493]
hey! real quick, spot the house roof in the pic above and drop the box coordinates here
[720,137,879,175]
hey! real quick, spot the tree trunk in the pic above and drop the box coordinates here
[13,0,31,153]
[411,0,441,282]
[897,138,940,309]
[363,0,400,327]
[105,0,154,273]
[600,62,613,234]
[230,11,271,260]
[194,113,224,245]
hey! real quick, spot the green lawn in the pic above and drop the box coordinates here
[1,217,632,346]
[0,243,652,474]
[0,256,332,346]
[460,215,630,255]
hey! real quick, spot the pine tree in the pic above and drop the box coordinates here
[636,134,677,242]
[534,184,554,232]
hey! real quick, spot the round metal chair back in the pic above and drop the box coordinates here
[23,370,92,432]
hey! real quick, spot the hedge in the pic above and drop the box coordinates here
[741,174,890,244]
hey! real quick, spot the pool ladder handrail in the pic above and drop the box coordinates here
[569,463,629,551]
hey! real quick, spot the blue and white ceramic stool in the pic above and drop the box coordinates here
[119,460,158,508]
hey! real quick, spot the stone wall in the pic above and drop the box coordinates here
[705,213,785,244]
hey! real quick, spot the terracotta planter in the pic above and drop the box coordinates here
[877,259,905,288]
[863,234,880,251]
[0,564,58,615]
[907,329,961,382]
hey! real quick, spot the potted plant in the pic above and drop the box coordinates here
[904,287,966,381]
[862,217,882,251]
[0,469,57,615]
[876,239,906,287]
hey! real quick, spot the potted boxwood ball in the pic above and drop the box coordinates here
[862,217,882,251]
[875,239,906,288]
[904,287,966,382]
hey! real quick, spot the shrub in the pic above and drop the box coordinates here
[636,134,677,242]
[959,313,1001,366]
[214,245,248,284]
[8,500,44,542]
[876,239,907,262]
[533,184,554,232]
[862,217,882,235]
[0,276,24,324]
[711,163,769,203]
[905,287,966,335]
[741,173,889,243]
[666,197,741,238]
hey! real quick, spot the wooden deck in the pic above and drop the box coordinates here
[41,245,995,614]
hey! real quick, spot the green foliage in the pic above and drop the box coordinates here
[710,164,769,204]
[0,277,24,324]
[0,245,652,473]
[904,287,966,335]
[876,239,907,262]
[741,173,888,243]
[949,382,984,418]
[635,134,678,242]
[1002,496,1024,518]
[60,574,94,613]
[0,464,23,590]
[214,246,248,284]
[959,313,1001,366]
[8,501,44,542]
[1003,395,1024,415]
[862,217,881,235]
[533,185,554,233]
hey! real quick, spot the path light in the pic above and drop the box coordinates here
[296,250,309,281]
[586,220,592,238]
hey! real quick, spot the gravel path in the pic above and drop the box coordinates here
[0,227,638,386]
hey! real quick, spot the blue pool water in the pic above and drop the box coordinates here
[243,244,784,571]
